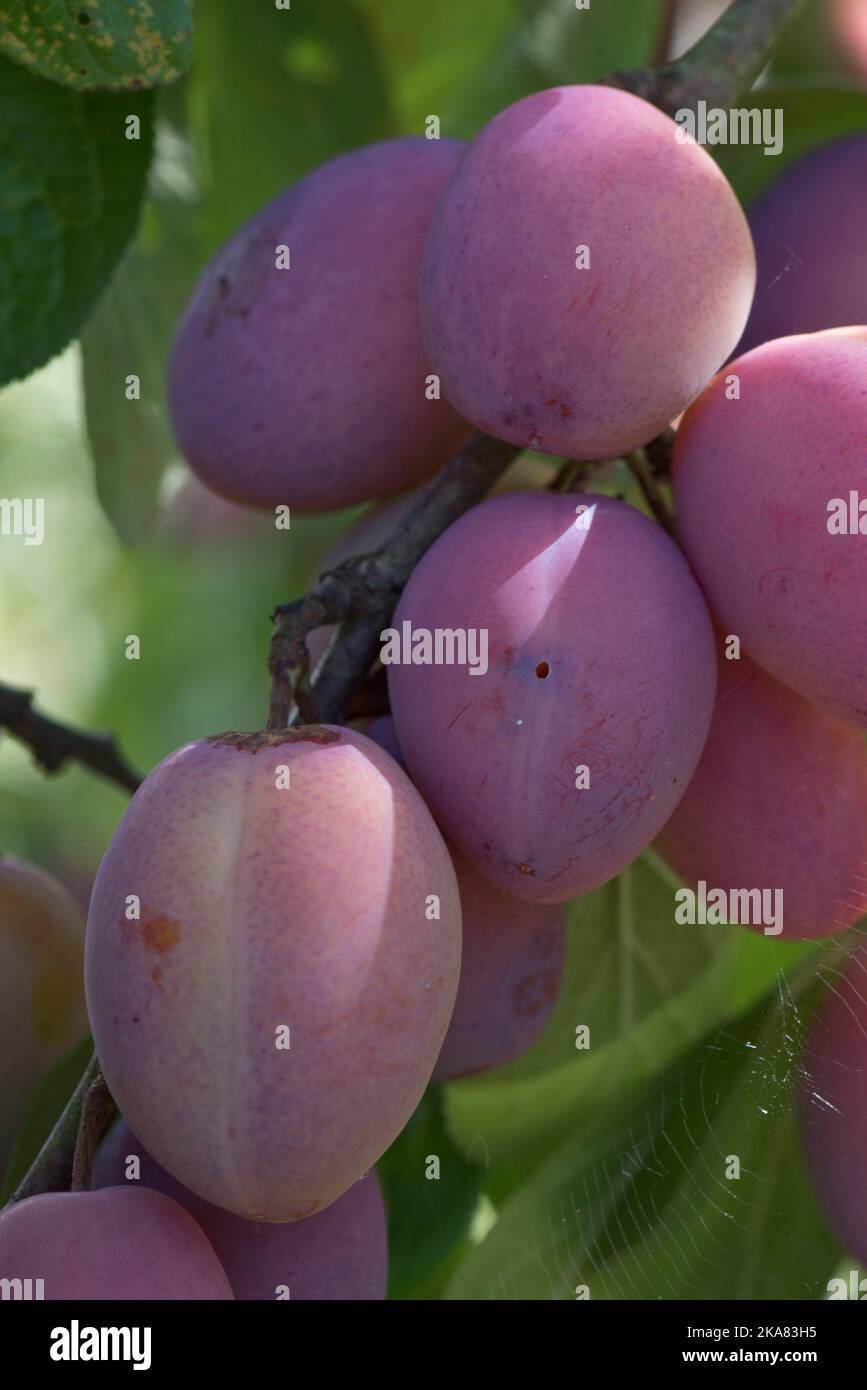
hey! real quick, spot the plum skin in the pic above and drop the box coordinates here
[168,138,470,513]
[0,1188,233,1300]
[421,84,756,459]
[362,715,566,1080]
[432,844,565,1082]
[0,856,87,1169]
[801,945,867,1265]
[673,327,867,728]
[737,134,867,354]
[388,491,717,904]
[92,1120,387,1300]
[656,650,867,939]
[85,726,461,1222]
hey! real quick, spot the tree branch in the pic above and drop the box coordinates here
[268,432,520,728]
[0,684,142,794]
[604,0,805,117]
[71,1067,115,1194]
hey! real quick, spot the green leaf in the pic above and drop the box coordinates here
[0,0,192,92]
[378,1088,486,1300]
[358,0,518,136]
[444,854,819,1167]
[190,0,394,252]
[0,55,153,387]
[0,1035,92,1203]
[81,100,200,542]
[714,84,867,207]
[519,0,666,84]
[445,978,842,1300]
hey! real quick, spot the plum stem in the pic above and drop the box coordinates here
[7,1052,101,1206]
[70,1068,116,1193]
[603,0,806,118]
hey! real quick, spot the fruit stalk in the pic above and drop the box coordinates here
[9,1050,101,1205]
[604,0,806,117]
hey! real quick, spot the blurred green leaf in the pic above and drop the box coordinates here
[519,0,666,84]
[0,56,153,386]
[190,0,394,251]
[446,978,842,1300]
[0,0,192,91]
[378,1088,485,1300]
[81,104,200,543]
[444,854,819,1167]
[715,84,867,206]
[0,1035,92,1203]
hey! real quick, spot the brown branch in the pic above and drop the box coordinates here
[71,1068,116,1193]
[604,0,805,117]
[0,684,142,794]
[267,432,520,728]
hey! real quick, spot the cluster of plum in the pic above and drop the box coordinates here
[1,81,866,1299]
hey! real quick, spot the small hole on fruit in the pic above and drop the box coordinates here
[535,661,550,679]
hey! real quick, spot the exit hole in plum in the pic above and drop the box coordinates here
[535,661,550,680]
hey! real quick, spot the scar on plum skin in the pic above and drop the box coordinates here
[136,911,182,956]
[207,727,341,752]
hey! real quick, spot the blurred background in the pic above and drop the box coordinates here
[1,0,865,1298]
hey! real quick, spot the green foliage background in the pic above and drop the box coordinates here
[0,0,865,1299]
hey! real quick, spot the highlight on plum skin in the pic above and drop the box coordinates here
[84,725,461,1223]
[420,84,756,460]
[168,137,470,514]
[0,856,87,1171]
[0,1187,234,1300]
[92,1120,388,1300]
[656,647,867,939]
[388,490,717,904]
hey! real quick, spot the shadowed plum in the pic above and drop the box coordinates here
[168,138,470,512]
[0,856,87,1169]
[420,85,755,459]
[388,491,717,903]
[85,726,461,1222]
[801,944,867,1264]
[93,1120,387,1299]
[737,135,867,353]
[657,649,867,938]
[0,1187,233,1299]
